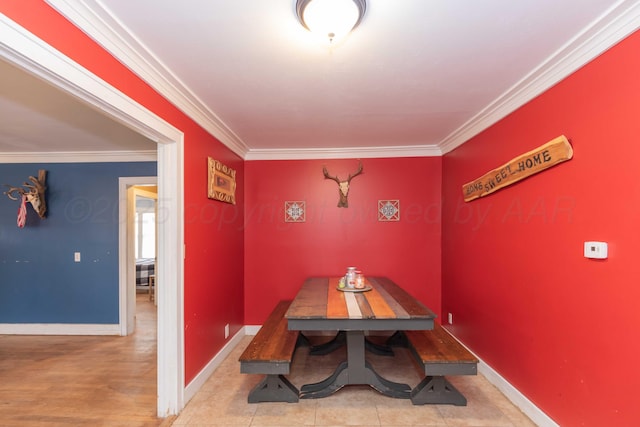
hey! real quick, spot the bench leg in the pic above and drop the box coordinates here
[385,330,408,347]
[410,376,467,406]
[297,332,311,348]
[248,374,299,403]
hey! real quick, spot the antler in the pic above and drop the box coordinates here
[3,185,26,201]
[25,174,45,193]
[322,166,340,183]
[3,170,47,219]
[347,161,364,182]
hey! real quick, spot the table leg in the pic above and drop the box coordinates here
[300,330,410,399]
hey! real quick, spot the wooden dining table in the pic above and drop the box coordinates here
[285,276,436,399]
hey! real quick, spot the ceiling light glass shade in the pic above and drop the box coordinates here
[296,0,366,43]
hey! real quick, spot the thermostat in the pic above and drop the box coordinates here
[584,241,608,259]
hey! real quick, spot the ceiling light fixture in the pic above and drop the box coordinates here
[296,0,366,44]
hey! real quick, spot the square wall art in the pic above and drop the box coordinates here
[378,200,400,221]
[285,201,306,222]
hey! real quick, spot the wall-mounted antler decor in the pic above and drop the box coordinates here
[4,169,48,226]
[323,161,363,208]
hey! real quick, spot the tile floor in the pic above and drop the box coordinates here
[171,335,537,426]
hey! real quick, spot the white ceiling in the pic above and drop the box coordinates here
[1,0,639,160]
[0,59,155,155]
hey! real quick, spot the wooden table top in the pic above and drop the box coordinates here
[286,276,436,331]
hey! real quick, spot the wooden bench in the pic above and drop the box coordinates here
[399,323,479,406]
[239,300,302,403]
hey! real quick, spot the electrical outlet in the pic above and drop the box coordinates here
[74,252,81,262]
[448,313,453,324]
[224,324,229,339]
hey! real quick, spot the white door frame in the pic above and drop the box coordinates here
[0,16,185,416]
[119,177,158,335]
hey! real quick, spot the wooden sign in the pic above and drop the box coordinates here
[462,135,573,202]
[208,157,236,204]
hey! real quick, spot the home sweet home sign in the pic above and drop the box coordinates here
[462,135,573,202]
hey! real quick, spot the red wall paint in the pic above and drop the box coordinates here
[442,31,640,426]
[1,1,246,385]
[182,133,245,383]
[244,157,442,324]
[9,3,640,422]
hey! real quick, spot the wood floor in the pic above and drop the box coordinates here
[0,293,168,427]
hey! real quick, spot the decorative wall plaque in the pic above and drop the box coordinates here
[208,157,236,204]
[3,169,48,222]
[285,201,306,222]
[462,135,573,202]
[322,161,363,208]
[378,200,400,221]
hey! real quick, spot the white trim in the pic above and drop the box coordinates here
[46,0,249,159]
[48,1,640,161]
[0,150,157,163]
[0,323,120,335]
[0,141,442,163]
[156,136,185,416]
[183,329,246,404]
[244,325,261,335]
[478,360,559,427]
[439,0,640,154]
[0,16,178,145]
[442,326,559,426]
[244,144,442,161]
[0,14,185,417]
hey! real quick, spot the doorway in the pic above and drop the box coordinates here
[0,18,186,415]
[120,179,158,335]
[134,185,158,305]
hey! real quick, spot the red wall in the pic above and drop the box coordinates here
[442,31,640,426]
[244,157,442,324]
[1,1,246,385]
[7,3,640,423]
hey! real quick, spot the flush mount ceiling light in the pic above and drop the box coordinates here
[296,0,366,44]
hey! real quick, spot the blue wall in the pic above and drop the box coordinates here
[0,162,156,324]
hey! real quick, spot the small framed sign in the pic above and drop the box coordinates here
[208,157,236,204]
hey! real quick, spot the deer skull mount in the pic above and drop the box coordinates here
[4,169,48,219]
[322,161,363,208]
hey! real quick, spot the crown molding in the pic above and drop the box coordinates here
[46,0,249,159]
[244,144,442,160]
[439,0,640,154]
[47,0,640,160]
[0,150,157,163]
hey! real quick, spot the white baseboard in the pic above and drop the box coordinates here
[478,360,559,427]
[0,323,120,335]
[183,328,245,404]
[244,325,260,335]
[440,326,558,427]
